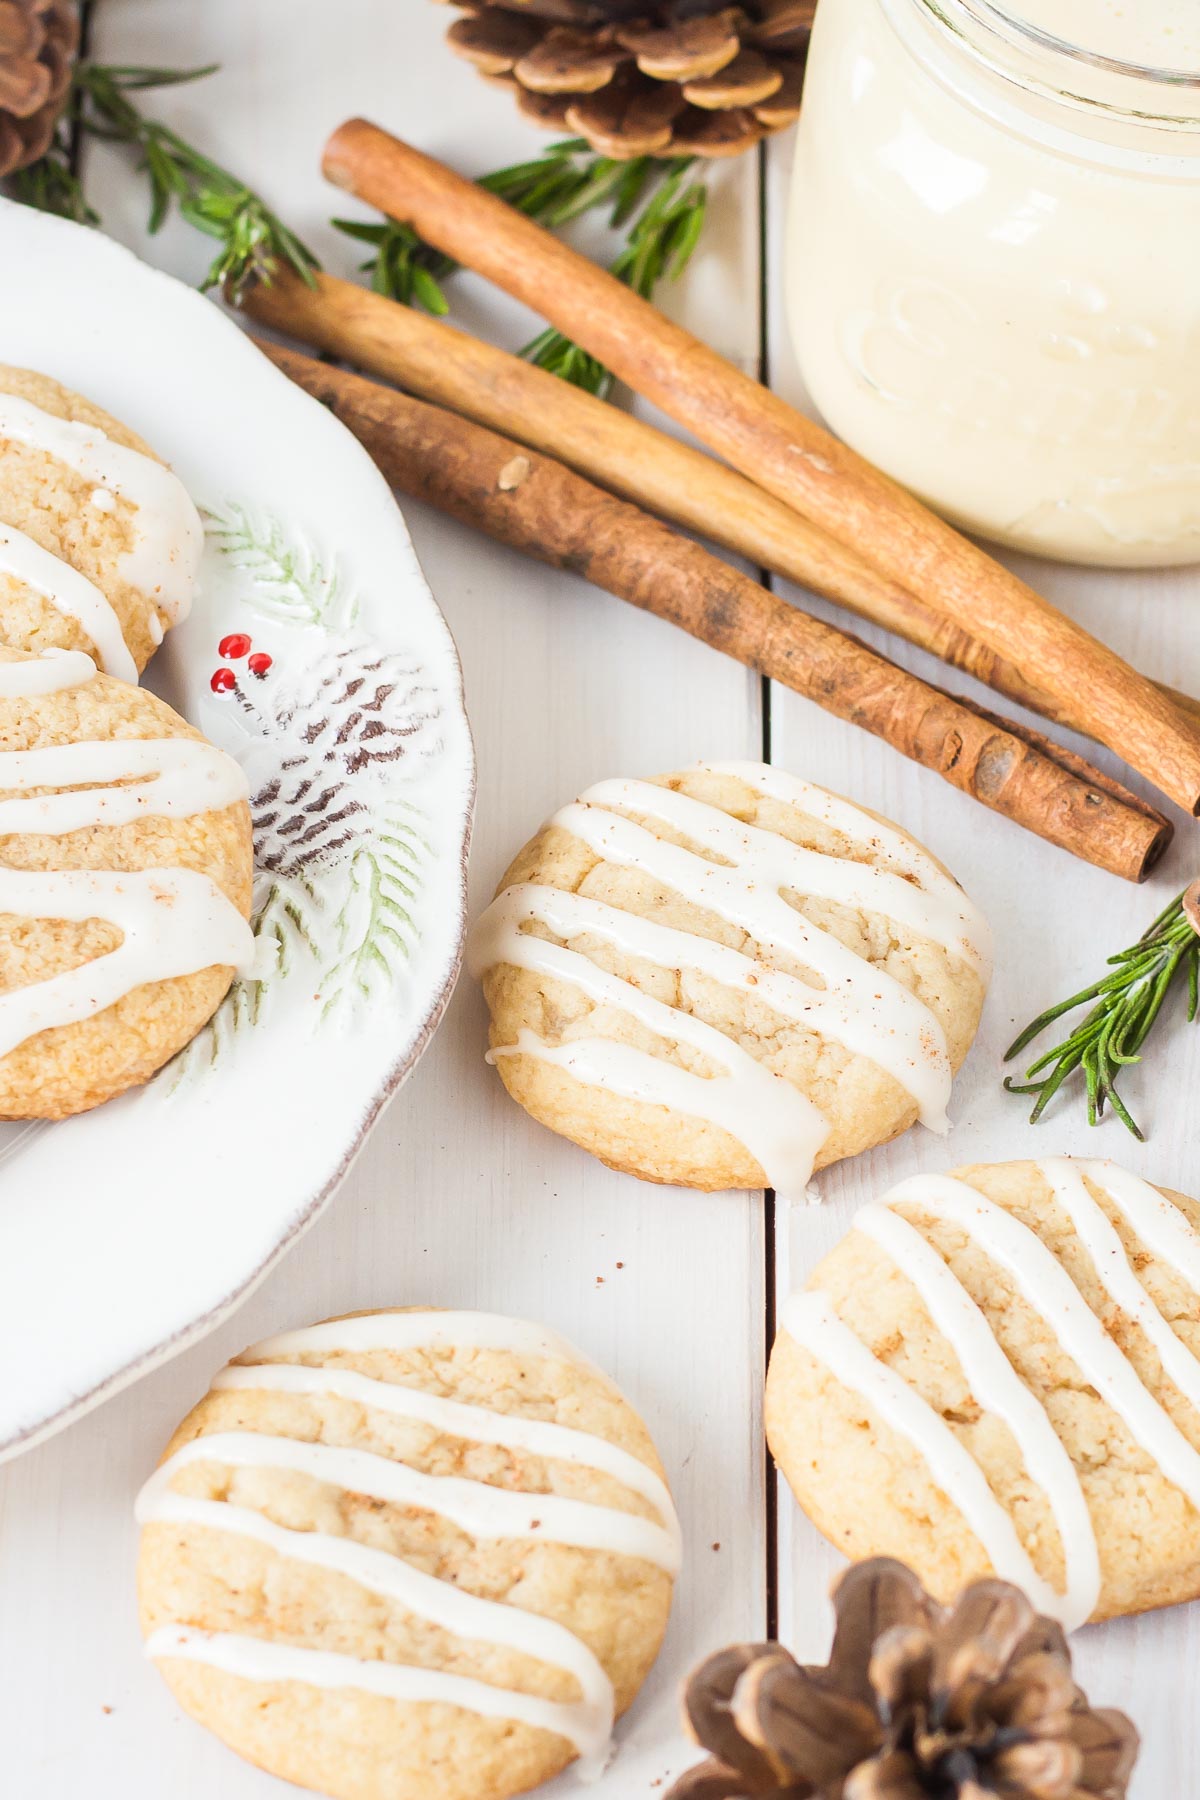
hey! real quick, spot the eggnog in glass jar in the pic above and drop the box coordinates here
[787,0,1200,565]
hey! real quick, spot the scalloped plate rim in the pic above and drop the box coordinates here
[0,197,476,1462]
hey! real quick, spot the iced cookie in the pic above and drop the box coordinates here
[767,1157,1200,1626]
[469,763,990,1195]
[137,1308,680,1800]
[0,364,202,678]
[0,647,253,1117]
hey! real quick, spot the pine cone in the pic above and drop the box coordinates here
[0,0,78,177]
[437,0,815,159]
[668,1560,1139,1800]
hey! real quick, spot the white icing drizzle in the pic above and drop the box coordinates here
[492,1024,828,1200]
[147,609,164,646]
[136,1491,613,1761]
[143,1629,612,1773]
[140,1313,682,1774]
[480,915,829,1196]
[782,1162,1200,1625]
[213,1362,678,1538]
[1076,1160,1200,1292]
[1038,1158,1200,1415]
[882,1173,1200,1513]
[0,868,253,1058]
[0,737,248,837]
[145,1432,679,1572]
[0,392,202,625]
[854,1202,1100,1627]
[0,523,137,682]
[475,884,953,1135]
[781,1290,1053,1610]
[0,649,96,698]
[469,765,989,1195]
[570,774,990,977]
[696,762,993,977]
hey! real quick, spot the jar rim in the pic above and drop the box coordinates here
[910,0,1200,130]
[954,0,1200,88]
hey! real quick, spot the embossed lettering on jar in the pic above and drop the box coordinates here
[788,0,1200,565]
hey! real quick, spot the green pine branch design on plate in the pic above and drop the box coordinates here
[203,501,359,630]
[168,805,431,1088]
[318,805,429,1018]
[237,875,321,1023]
[166,875,320,1087]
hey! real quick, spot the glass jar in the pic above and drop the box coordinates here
[787,0,1200,566]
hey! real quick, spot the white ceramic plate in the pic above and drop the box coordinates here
[0,199,475,1460]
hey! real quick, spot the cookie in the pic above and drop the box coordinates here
[468,762,990,1195]
[0,647,253,1117]
[137,1308,680,1800]
[0,364,202,678]
[766,1157,1200,1626]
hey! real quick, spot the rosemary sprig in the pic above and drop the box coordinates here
[333,138,707,398]
[8,62,318,300]
[9,142,96,225]
[1004,882,1200,1137]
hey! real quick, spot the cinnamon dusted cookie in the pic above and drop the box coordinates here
[468,762,990,1194]
[767,1157,1200,1626]
[0,364,202,678]
[137,1308,681,1800]
[0,647,252,1117]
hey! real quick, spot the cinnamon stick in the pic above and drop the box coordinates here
[262,342,1171,882]
[246,268,1200,737]
[321,120,1200,817]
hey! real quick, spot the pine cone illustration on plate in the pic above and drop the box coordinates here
[438,0,815,158]
[668,1559,1138,1800]
[228,638,443,881]
[0,0,79,177]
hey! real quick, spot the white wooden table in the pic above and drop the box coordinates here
[2,3,1199,1793]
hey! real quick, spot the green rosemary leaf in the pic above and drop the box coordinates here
[8,59,319,299]
[330,217,388,246]
[144,139,178,233]
[178,199,225,241]
[545,157,629,226]
[334,140,707,398]
[8,140,97,224]
[1082,1040,1104,1126]
[664,191,708,278]
[610,156,656,228]
[87,63,219,91]
[1101,1068,1143,1139]
[1004,979,1110,1060]
[1004,882,1200,1136]
[1004,1037,1084,1120]
[410,265,451,318]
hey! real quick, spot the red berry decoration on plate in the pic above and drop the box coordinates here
[218,633,252,659]
[210,668,236,694]
[247,652,273,679]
